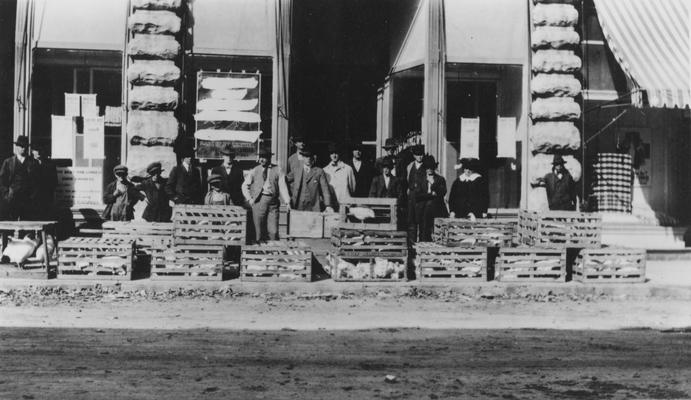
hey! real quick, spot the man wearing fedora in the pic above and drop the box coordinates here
[210,144,245,207]
[347,143,376,198]
[288,147,333,213]
[544,154,577,211]
[415,155,448,242]
[166,142,202,205]
[375,138,403,177]
[0,136,37,220]
[136,162,172,222]
[103,165,144,221]
[322,142,355,211]
[405,144,427,243]
[242,147,291,243]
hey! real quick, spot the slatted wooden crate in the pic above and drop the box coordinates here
[151,243,225,281]
[327,253,406,282]
[518,210,601,249]
[433,218,515,248]
[573,248,646,283]
[101,221,173,243]
[331,226,407,258]
[173,204,246,246]
[57,237,135,280]
[414,243,487,282]
[495,247,566,282]
[241,241,311,282]
[339,198,397,230]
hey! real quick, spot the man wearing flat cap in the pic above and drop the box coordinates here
[103,165,144,221]
[242,148,291,243]
[136,162,172,222]
[166,142,202,205]
[288,147,333,213]
[0,136,37,220]
[544,154,577,211]
[210,144,244,206]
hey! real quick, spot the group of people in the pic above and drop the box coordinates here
[0,136,58,221]
[1,133,577,245]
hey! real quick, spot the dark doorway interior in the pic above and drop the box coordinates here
[291,0,393,164]
[0,0,17,160]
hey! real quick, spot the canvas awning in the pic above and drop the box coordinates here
[594,0,691,108]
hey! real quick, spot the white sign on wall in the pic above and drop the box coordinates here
[56,167,103,208]
[83,116,105,159]
[65,93,98,117]
[459,117,480,159]
[496,116,517,158]
[51,115,75,159]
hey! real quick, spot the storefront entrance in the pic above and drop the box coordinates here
[446,79,520,210]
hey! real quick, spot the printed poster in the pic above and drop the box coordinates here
[51,115,75,159]
[83,116,105,159]
[65,93,98,117]
[55,167,103,208]
[496,117,517,158]
[459,117,480,159]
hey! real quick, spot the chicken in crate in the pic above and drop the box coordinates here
[327,253,406,282]
[241,241,312,282]
[339,198,398,230]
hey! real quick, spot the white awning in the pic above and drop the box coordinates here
[192,0,275,56]
[445,0,529,65]
[594,0,691,108]
[391,0,427,73]
[33,0,126,50]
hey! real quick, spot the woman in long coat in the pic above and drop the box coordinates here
[415,155,448,242]
[448,158,488,220]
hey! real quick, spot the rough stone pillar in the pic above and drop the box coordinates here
[528,0,583,211]
[125,0,183,177]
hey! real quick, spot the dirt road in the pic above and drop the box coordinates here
[1,327,690,400]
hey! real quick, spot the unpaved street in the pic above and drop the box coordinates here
[1,327,690,400]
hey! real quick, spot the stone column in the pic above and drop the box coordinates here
[528,0,583,210]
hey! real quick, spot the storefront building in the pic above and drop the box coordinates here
[6,0,691,238]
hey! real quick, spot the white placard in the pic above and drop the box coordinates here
[55,167,103,208]
[460,117,480,159]
[65,93,98,117]
[83,116,105,159]
[496,117,517,158]
[51,115,75,159]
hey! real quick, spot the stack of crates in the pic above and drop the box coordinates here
[328,198,407,281]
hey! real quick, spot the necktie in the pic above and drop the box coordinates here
[262,167,268,182]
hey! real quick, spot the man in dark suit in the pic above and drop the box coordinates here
[287,134,307,175]
[30,143,58,221]
[347,143,376,198]
[369,158,403,200]
[405,144,427,243]
[165,144,202,205]
[0,136,37,220]
[288,148,333,212]
[137,162,172,222]
[210,144,245,206]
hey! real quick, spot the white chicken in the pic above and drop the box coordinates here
[348,207,375,222]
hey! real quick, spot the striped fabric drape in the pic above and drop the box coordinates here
[593,0,690,108]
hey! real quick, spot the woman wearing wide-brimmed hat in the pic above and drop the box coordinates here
[415,155,448,242]
[449,158,488,221]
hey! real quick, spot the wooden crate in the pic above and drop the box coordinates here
[331,227,407,258]
[518,210,601,249]
[327,253,406,282]
[433,218,515,247]
[173,204,246,246]
[57,237,135,280]
[339,198,397,230]
[241,241,311,282]
[414,243,487,282]
[152,243,225,281]
[573,248,646,283]
[287,210,324,238]
[495,247,566,282]
[101,221,173,243]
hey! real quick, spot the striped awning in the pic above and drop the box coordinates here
[594,0,691,108]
